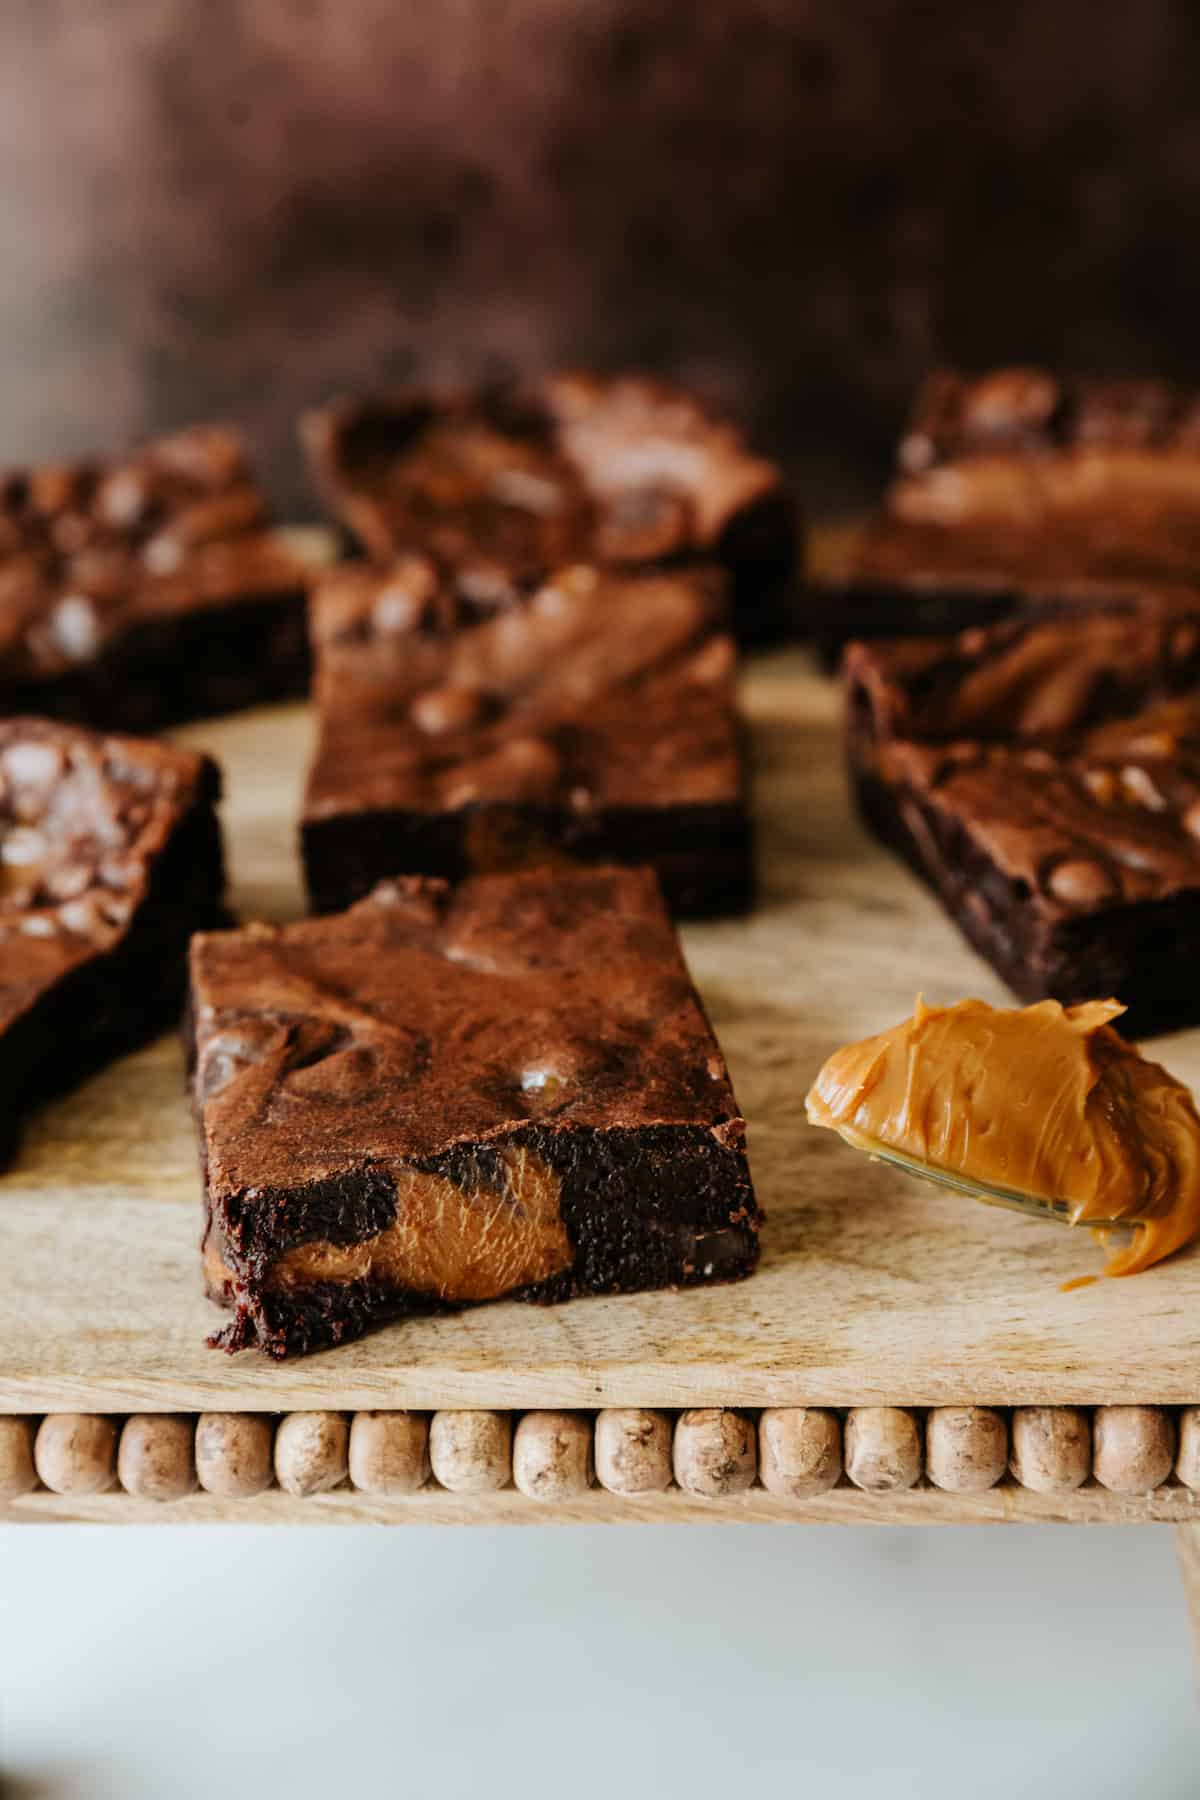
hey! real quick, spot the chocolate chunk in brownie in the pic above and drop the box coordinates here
[188,866,760,1359]
[0,425,314,728]
[0,717,225,1158]
[300,373,798,643]
[813,368,1200,649]
[301,559,752,918]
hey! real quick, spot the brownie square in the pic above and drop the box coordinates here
[842,597,1200,1035]
[189,866,761,1359]
[300,372,798,644]
[814,367,1200,648]
[870,703,1200,1037]
[0,717,225,1158]
[0,425,314,729]
[301,559,753,918]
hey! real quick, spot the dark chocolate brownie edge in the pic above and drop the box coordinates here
[0,768,227,1161]
[205,1122,760,1360]
[301,802,755,920]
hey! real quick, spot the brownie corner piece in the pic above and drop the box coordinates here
[189,865,760,1359]
[0,716,225,1153]
[300,558,753,920]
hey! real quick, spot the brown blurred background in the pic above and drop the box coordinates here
[4,1,1200,512]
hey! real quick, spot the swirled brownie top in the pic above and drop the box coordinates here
[0,716,218,1029]
[304,559,738,820]
[189,867,744,1191]
[301,372,792,590]
[884,692,1200,913]
[844,589,1200,746]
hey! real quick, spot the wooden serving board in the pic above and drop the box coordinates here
[3,643,1200,1420]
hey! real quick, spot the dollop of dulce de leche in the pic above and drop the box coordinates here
[805,997,1200,1277]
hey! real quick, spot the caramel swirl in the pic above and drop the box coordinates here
[806,997,1200,1277]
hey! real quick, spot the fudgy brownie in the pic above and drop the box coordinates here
[189,866,760,1359]
[870,700,1200,1037]
[0,425,314,728]
[301,559,752,918]
[300,372,798,643]
[0,717,225,1159]
[816,368,1200,647]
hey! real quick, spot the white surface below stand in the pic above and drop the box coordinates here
[0,1525,1194,1797]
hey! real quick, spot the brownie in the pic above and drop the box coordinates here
[0,717,225,1159]
[843,599,1200,1035]
[188,866,760,1359]
[0,425,314,729]
[301,559,752,918]
[300,372,798,644]
[814,367,1200,648]
[868,701,1200,1037]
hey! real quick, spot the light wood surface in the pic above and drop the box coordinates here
[3,636,1200,1416]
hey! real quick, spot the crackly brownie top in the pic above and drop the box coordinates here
[885,692,1200,913]
[301,372,788,579]
[0,717,215,1029]
[0,425,305,680]
[844,591,1200,745]
[304,560,739,819]
[189,867,744,1194]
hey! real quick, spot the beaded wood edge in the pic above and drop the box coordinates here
[4,1406,1200,1523]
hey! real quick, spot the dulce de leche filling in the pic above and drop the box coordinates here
[268,1146,571,1303]
[806,997,1200,1277]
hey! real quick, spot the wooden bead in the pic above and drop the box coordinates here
[844,1407,921,1492]
[1093,1405,1175,1494]
[672,1409,757,1497]
[195,1413,275,1497]
[513,1411,595,1500]
[594,1409,672,1495]
[1010,1407,1091,1493]
[428,1410,512,1493]
[118,1415,196,1501]
[34,1413,118,1496]
[0,1416,38,1497]
[274,1411,349,1497]
[1177,1409,1200,1491]
[758,1408,841,1497]
[349,1411,431,1496]
[926,1406,1007,1493]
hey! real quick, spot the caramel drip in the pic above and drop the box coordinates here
[806,996,1200,1278]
